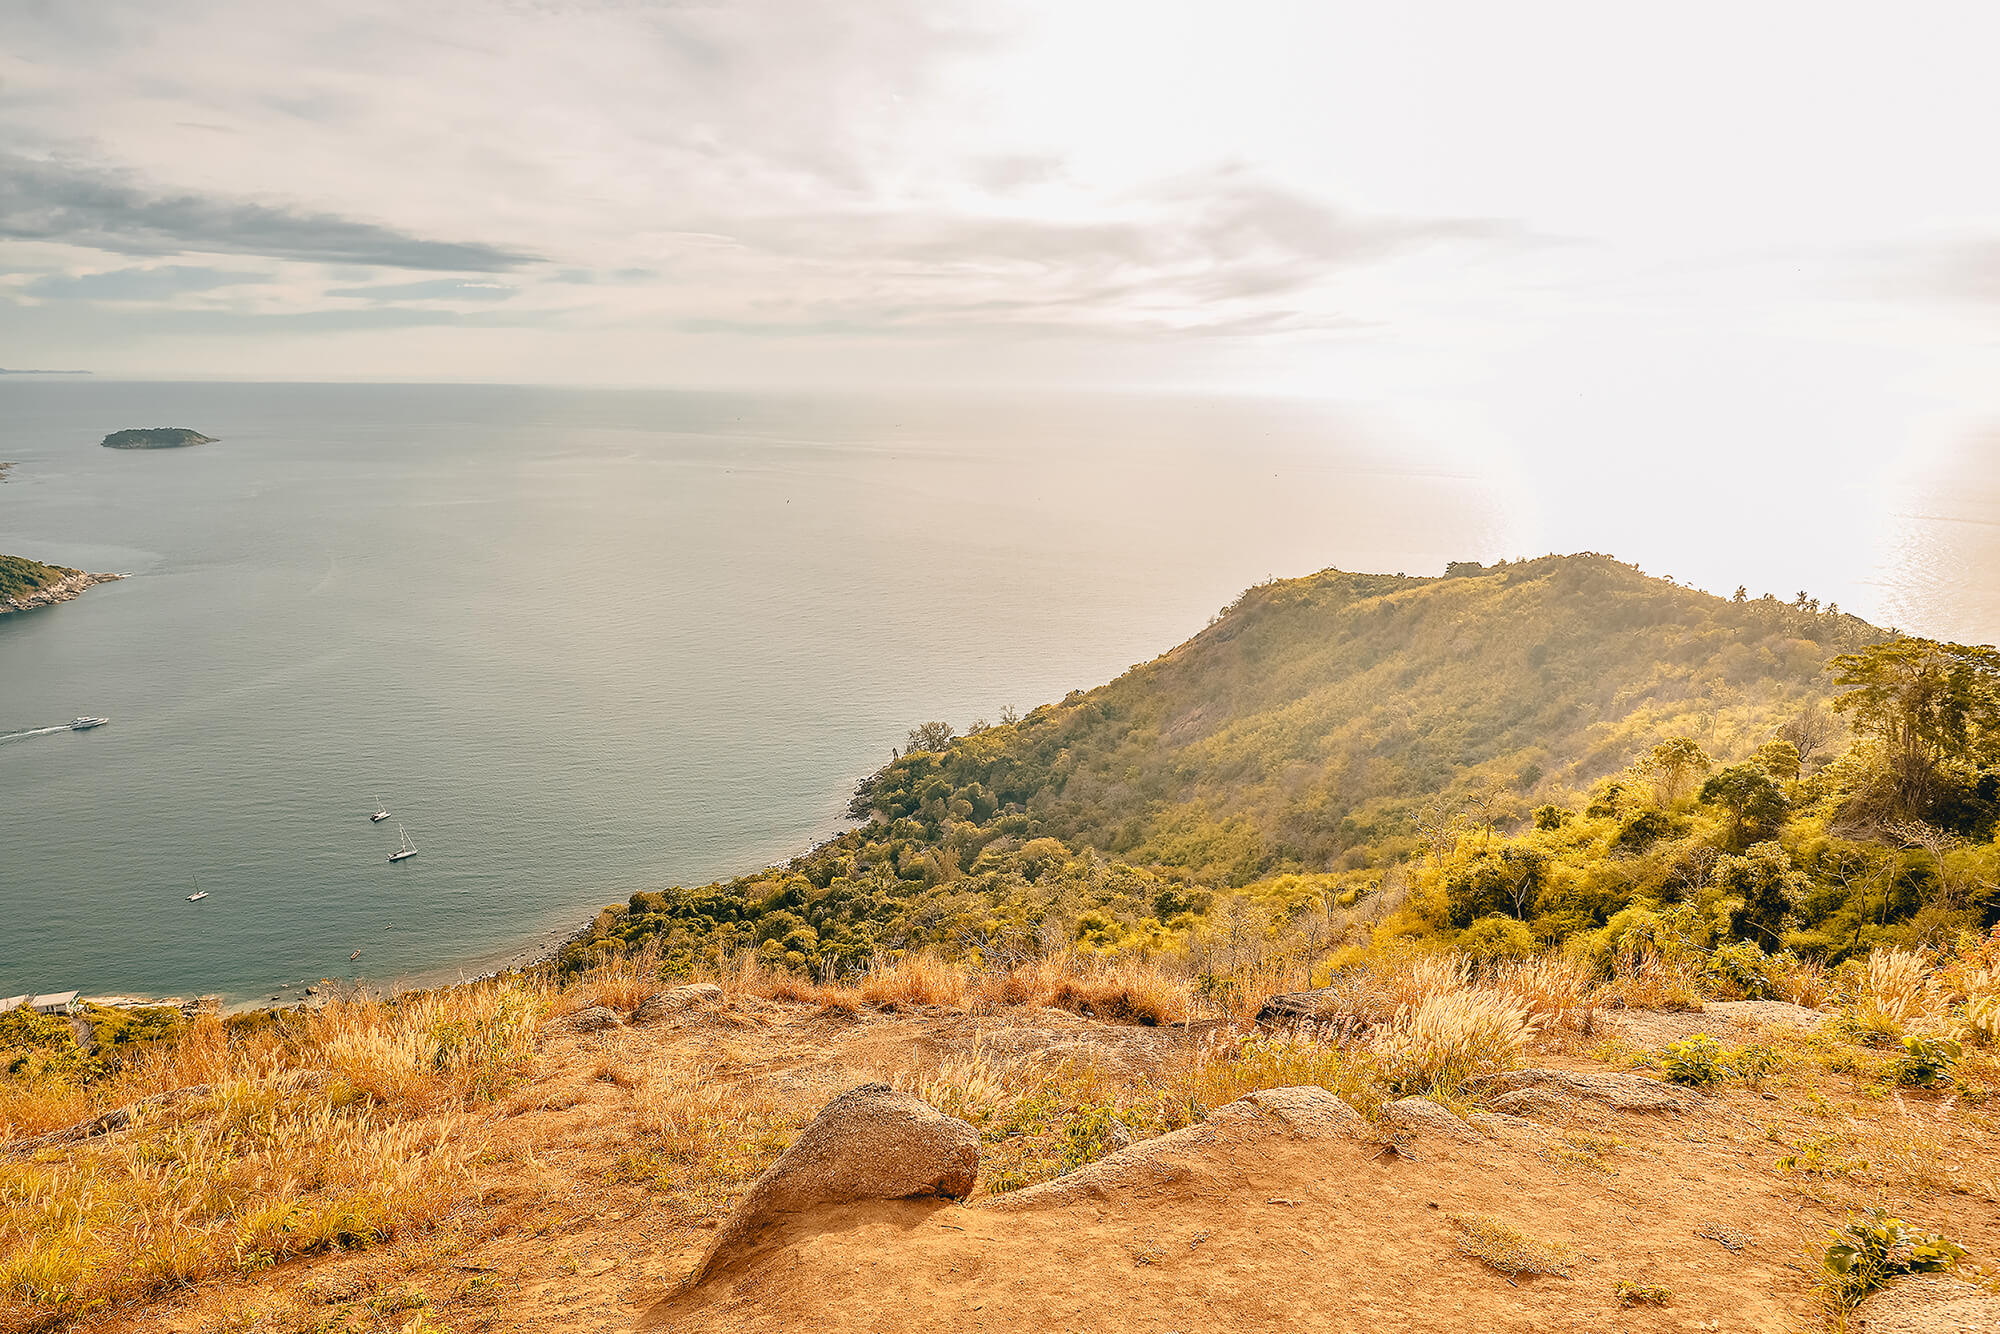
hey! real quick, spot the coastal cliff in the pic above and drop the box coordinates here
[0,559,123,614]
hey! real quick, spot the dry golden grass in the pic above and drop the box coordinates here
[1600,950,1705,1012]
[1375,989,1535,1098]
[1855,948,1932,1041]
[1485,955,1598,1042]
[0,978,544,1330]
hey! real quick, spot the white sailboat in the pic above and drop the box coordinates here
[186,876,208,902]
[370,795,390,822]
[388,822,418,862]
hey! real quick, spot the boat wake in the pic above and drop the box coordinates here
[0,724,73,745]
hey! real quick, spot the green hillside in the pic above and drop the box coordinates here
[580,554,1998,978]
[856,554,1880,882]
[0,555,78,602]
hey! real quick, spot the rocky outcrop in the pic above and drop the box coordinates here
[0,569,123,615]
[691,1083,980,1284]
[1854,1274,2000,1332]
[1467,1068,1699,1114]
[633,983,724,1024]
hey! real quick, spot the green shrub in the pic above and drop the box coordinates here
[1821,1208,1965,1306]
[1895,1034,1963,1088]
[1660,1035,1724,1086]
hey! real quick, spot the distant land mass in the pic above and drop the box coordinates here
[101,427,217,450]
[0,461,13,482]
[0,367,90,375]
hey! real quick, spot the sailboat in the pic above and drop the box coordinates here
[186,876,208,902]
[388,822,417,862]
[370,795,390,822]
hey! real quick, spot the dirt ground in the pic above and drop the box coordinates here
[87,995,2000,1334]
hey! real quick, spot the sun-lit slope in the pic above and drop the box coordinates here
[859,554,1882,880]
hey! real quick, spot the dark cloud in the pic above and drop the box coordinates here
[0,154,540,271]
[22,265,250,299]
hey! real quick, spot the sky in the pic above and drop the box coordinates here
[1,2,1996,486]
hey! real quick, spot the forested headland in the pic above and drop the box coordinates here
[572,553,1999,987]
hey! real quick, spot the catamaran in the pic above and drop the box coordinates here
[186,877,208,902]
[388,823,418,862]
[370,795,390,822]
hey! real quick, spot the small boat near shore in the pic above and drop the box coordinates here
[70,716,109,730]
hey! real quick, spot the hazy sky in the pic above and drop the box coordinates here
[2,2,1995,461]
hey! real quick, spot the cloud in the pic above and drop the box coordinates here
[1935,240,2000,305]
[325,278,516,301]
[0,153,539,271]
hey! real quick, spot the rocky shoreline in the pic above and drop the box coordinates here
[0,569,124,615]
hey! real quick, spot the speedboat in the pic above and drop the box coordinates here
[70,717,109,730]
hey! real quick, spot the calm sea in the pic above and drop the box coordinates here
[0,383,1992,1003]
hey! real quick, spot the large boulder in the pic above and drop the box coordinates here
[1255,988,1354,1031]
[1380,1096,1484,1144]
[690,1083,979,1284]
[978,1085,1361,1213]
[633,983,724,1025]
[566,1005,622,1032]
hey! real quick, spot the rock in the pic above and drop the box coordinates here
[1854,1275,2000,1333]
[1467,1068,1699,1114]
[1484,1087,1580,1119]
[1601,1000,1825,1050]
[633,983,724,1025]
[690,1083,979,1284]
[1213,1086,1366,1139]
[567,1005,622,1032]
[979,1086,1361,1214]
[1380,1097,1484,1144]
[1254,988,1357,1031]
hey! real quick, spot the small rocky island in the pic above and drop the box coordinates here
[0,555,123,615]
[101,427,216,450]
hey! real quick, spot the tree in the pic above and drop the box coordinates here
[905,721,957,753]
[1778,700,1838,772]
[1412,793,1467,864]
[1699,762,1790,849]
[1638,737,1713,805]
[1831,639,2000,818]
[1715,842,1809,944]
[1750,738,1801,783]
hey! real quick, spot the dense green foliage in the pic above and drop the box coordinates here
[572,554,2000,977]
[0,555,77,602]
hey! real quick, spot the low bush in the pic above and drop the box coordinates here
[1895,1034,1962,1088]
[1820,1207,1966,1307]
